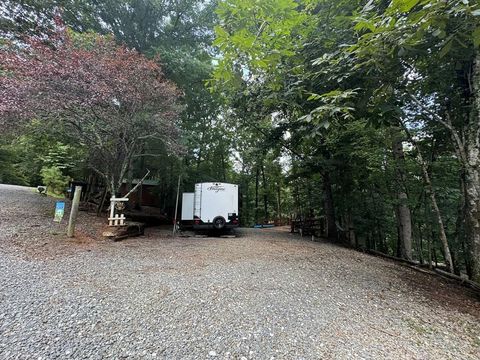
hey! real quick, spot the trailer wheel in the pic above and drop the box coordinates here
[213,216,226,229]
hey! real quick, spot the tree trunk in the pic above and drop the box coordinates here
[465,145,480,281]
[261,162,268,222]
[400,120,454,272]
[346,211,356,247]
[243,177,249,226]
[391,129,413,260]
[322,172,337,240]
[220,145,227,181]
[196,120,206,171]
[417,221,424,265]
[465,54,480,282]
[307,181,314,217]
[276,182,281,222]
[255,166,259,224]
[294,182,302,218]
[137,147,145,209]
[432,236,439,268]
[422,156,453,272]
[370,186,386,253]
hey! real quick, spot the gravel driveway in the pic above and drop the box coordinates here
[0,184,479,359]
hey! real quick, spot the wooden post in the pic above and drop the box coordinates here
[109,196,116,226]
[173,175,181,236]
[67,186,82,238]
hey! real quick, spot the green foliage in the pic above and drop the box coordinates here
[3,120,86,186]
[0,147,27,185]
[40,165,70,195]
[212,0,314,91]
[209,0,480,278]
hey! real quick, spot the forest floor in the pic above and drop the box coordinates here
[0,183,479,359]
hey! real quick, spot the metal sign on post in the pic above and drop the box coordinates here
[54,201,65,222]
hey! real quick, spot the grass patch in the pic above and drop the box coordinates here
[47,191,65,199]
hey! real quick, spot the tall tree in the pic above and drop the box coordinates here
[0,28,181,193]
[347,0,480,278]
[391,128,413,260]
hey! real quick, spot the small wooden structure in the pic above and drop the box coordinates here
[291,216,326,238]
[107,170,151,227]
[108,196,128,226]
[119,179,161,208]
[103,195,145,240]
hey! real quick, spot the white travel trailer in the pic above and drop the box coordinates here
[180,182,239,230]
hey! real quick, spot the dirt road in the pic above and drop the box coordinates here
[0,184,479,359]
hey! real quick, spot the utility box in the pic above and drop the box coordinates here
[179,182,239,231]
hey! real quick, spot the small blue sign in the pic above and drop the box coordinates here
[54,201,65,222]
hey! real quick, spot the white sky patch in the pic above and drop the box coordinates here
[230,149,243,173]
[279,152,291,174]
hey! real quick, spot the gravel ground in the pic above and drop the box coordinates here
[0,184,479,359]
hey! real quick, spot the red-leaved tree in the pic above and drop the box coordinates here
[0,28,181,193]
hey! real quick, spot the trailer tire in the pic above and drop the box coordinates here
[213,216,226,230]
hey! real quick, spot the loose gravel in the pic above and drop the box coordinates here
[0,184,479,359]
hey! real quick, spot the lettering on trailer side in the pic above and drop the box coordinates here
[207,185,226,193]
